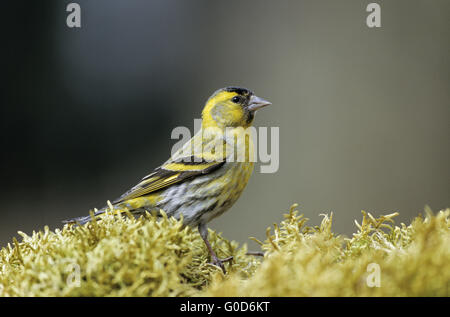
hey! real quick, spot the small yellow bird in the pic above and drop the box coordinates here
[64,87,271,273]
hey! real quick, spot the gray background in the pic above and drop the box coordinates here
[2,0,449,247]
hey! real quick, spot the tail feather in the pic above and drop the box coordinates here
[62,208,107,225]
[63,205,155,226]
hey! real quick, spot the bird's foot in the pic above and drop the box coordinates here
[209,255,233,274]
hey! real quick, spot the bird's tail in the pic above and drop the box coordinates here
[63,201,154,226]
[62,208,108,225]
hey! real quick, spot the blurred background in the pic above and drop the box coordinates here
[2,0,449,247]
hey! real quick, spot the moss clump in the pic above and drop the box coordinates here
[203,205,450,296]
[0,205,449,296]
[0,211,257,296]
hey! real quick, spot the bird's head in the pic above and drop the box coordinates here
[202,87,271,129]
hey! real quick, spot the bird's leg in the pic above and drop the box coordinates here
[198,223,233,274]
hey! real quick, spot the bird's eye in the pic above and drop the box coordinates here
[232,96,241,103]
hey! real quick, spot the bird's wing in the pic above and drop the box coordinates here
[112,130,228,204]
[112,157,225,204]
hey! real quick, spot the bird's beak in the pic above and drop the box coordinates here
[247,95,272,112]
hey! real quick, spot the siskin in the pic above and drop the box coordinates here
[64,87,271,273]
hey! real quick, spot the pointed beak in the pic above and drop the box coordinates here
[247,95,272,112]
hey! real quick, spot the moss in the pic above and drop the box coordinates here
[0,211,257,297]
[204,205,450,296]
[0,205,449,297]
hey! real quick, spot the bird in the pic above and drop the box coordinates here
[64,87,271,273]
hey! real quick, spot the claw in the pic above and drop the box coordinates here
[209,255,233,274]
